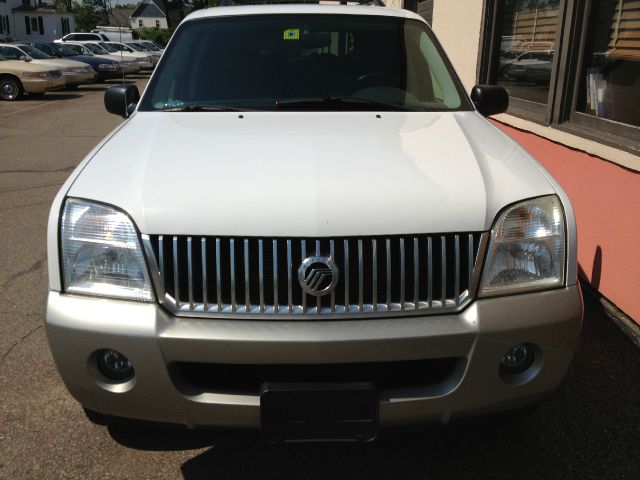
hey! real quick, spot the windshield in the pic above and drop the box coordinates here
[98,42,119,53]
[128,42,149,51]
[141,15,469,112]
[19,45,52,60]
[52,44,79,56]
[65,44,90,55]
[142,42,161,51]
[82,43,106,54]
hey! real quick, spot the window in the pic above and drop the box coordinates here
[495,0,561,106]
[31,17,38,32]
[156,19,160,28]
[62,17,70,35]
[24,16,31,35]
[0,46,21,60]
[141,14,470,112]
[576,0,640,128]
[139,19,143,27]
[479,0,640,152]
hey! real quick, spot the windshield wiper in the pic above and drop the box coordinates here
[160,105,253,112]
[275,96,413,111]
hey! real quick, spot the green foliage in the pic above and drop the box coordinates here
[137,27,175,47]
[73,1,98,32]
[72,0,111,31]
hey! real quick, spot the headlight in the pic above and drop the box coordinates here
[22,71,53,79]
[479,195,565,297]
[98,63,118,70]
[61,198,154,302]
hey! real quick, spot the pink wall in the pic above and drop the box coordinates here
[493,122,640,324]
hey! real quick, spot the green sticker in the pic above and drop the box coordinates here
[283,29,300,40]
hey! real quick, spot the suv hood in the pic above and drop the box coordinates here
[68,111,556,237]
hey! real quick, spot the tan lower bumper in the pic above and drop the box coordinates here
[23,78,67,93]
[45,286,582,428]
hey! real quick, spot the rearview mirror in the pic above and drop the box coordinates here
[470,85,509,117]
[20,55,32,62]
[104,84,140,118]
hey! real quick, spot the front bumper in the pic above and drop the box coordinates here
[45,286,582,428]
[136,61,154,70]
[62,72,96,86]
[22,77,67,93]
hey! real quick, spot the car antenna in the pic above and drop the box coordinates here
[111,0,128,114]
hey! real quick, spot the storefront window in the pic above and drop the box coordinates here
[577,0,640,128]
[495,0,561,105]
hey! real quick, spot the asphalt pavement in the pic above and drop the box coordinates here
[0,80,639,479]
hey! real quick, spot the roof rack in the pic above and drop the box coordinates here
[218,0,386,7]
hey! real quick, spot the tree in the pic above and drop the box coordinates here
[73,1,98,31]
[84,0,112,26]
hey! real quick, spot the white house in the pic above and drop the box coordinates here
[130,0,167,30]
[0,0,75,42]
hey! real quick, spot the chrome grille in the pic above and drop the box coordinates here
[144,233,488,318]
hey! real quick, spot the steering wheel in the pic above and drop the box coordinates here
[352,72,402,91]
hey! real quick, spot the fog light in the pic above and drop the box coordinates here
[500,343,534,374]
[97,349,134,381]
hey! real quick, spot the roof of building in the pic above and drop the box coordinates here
[131,0,166,19]
[106,8,137,27]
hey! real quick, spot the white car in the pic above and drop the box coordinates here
[46,3,582,442]
[125,41,162,60]
[63,42,141,75]
[55,32,109,43]
[102,41,155,69]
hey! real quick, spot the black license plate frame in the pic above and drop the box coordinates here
[260,382,378,443]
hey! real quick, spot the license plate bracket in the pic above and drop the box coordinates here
[260,382,378,443]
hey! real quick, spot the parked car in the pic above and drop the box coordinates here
[56,32,109,43]
[0,43,95,87]
[124,41,162,66]
[137,40,164,54]
[64,42,141,75]
[102,41,156,69]
[501,50,554,84]
[28,42,122,82]
[91,26,137,42]
[0,54,65,100]
[46,3,582,442]
[123,41,162,58]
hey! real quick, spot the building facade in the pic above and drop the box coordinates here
[416,0,639,336]
[0,0,74,42]
[130,0,167,30]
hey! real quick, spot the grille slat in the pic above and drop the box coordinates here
[201,238,208,311]
[148,233,487,318]
[215,238,222,310]
[230,238,236,311]
[173,236,180,309]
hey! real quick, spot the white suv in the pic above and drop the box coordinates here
[46,3,582,442]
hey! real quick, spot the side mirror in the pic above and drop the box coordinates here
[20,55,32,62]
[470,85,509,116]
[104,84,140,118]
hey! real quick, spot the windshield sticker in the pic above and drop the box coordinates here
[283,29,300,40]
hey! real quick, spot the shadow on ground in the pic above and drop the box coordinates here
[108,291,640,480]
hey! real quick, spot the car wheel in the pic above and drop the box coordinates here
[0,76,24,101]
